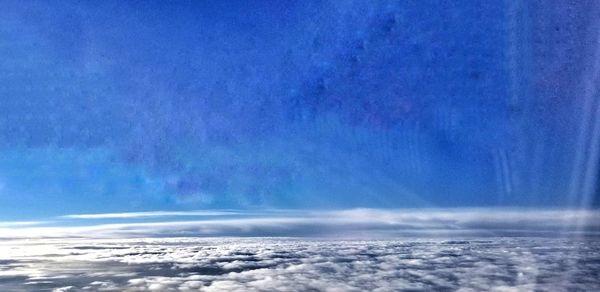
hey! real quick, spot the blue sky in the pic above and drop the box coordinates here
[0,1,599,220]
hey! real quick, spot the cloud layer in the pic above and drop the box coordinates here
[1,208,599,239]
[1,237,599,291]
[0,209,598,290]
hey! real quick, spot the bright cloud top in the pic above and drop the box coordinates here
[1,237,599,291]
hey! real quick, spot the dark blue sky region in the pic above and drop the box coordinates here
[0,1,599,219]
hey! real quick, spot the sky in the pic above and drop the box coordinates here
[0,0,599,221]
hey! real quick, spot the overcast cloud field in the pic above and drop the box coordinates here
[1,209,600,291]
[1,236,599,291]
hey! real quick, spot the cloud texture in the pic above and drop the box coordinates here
[0,237,599,291]
[0,209,598,291]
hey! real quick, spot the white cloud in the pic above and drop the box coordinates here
[1,208,598,239]
[60,210,240,219]
[0,221,49,228]
[1,236,598,291]
[52,286,74,292]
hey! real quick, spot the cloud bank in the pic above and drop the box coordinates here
[1,208,598,239]
[1,237,599,291]
[1,209,598,291]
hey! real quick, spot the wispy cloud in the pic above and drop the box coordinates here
[61,210,240,219]
[1,208,598,239]
[0,221,49,228]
